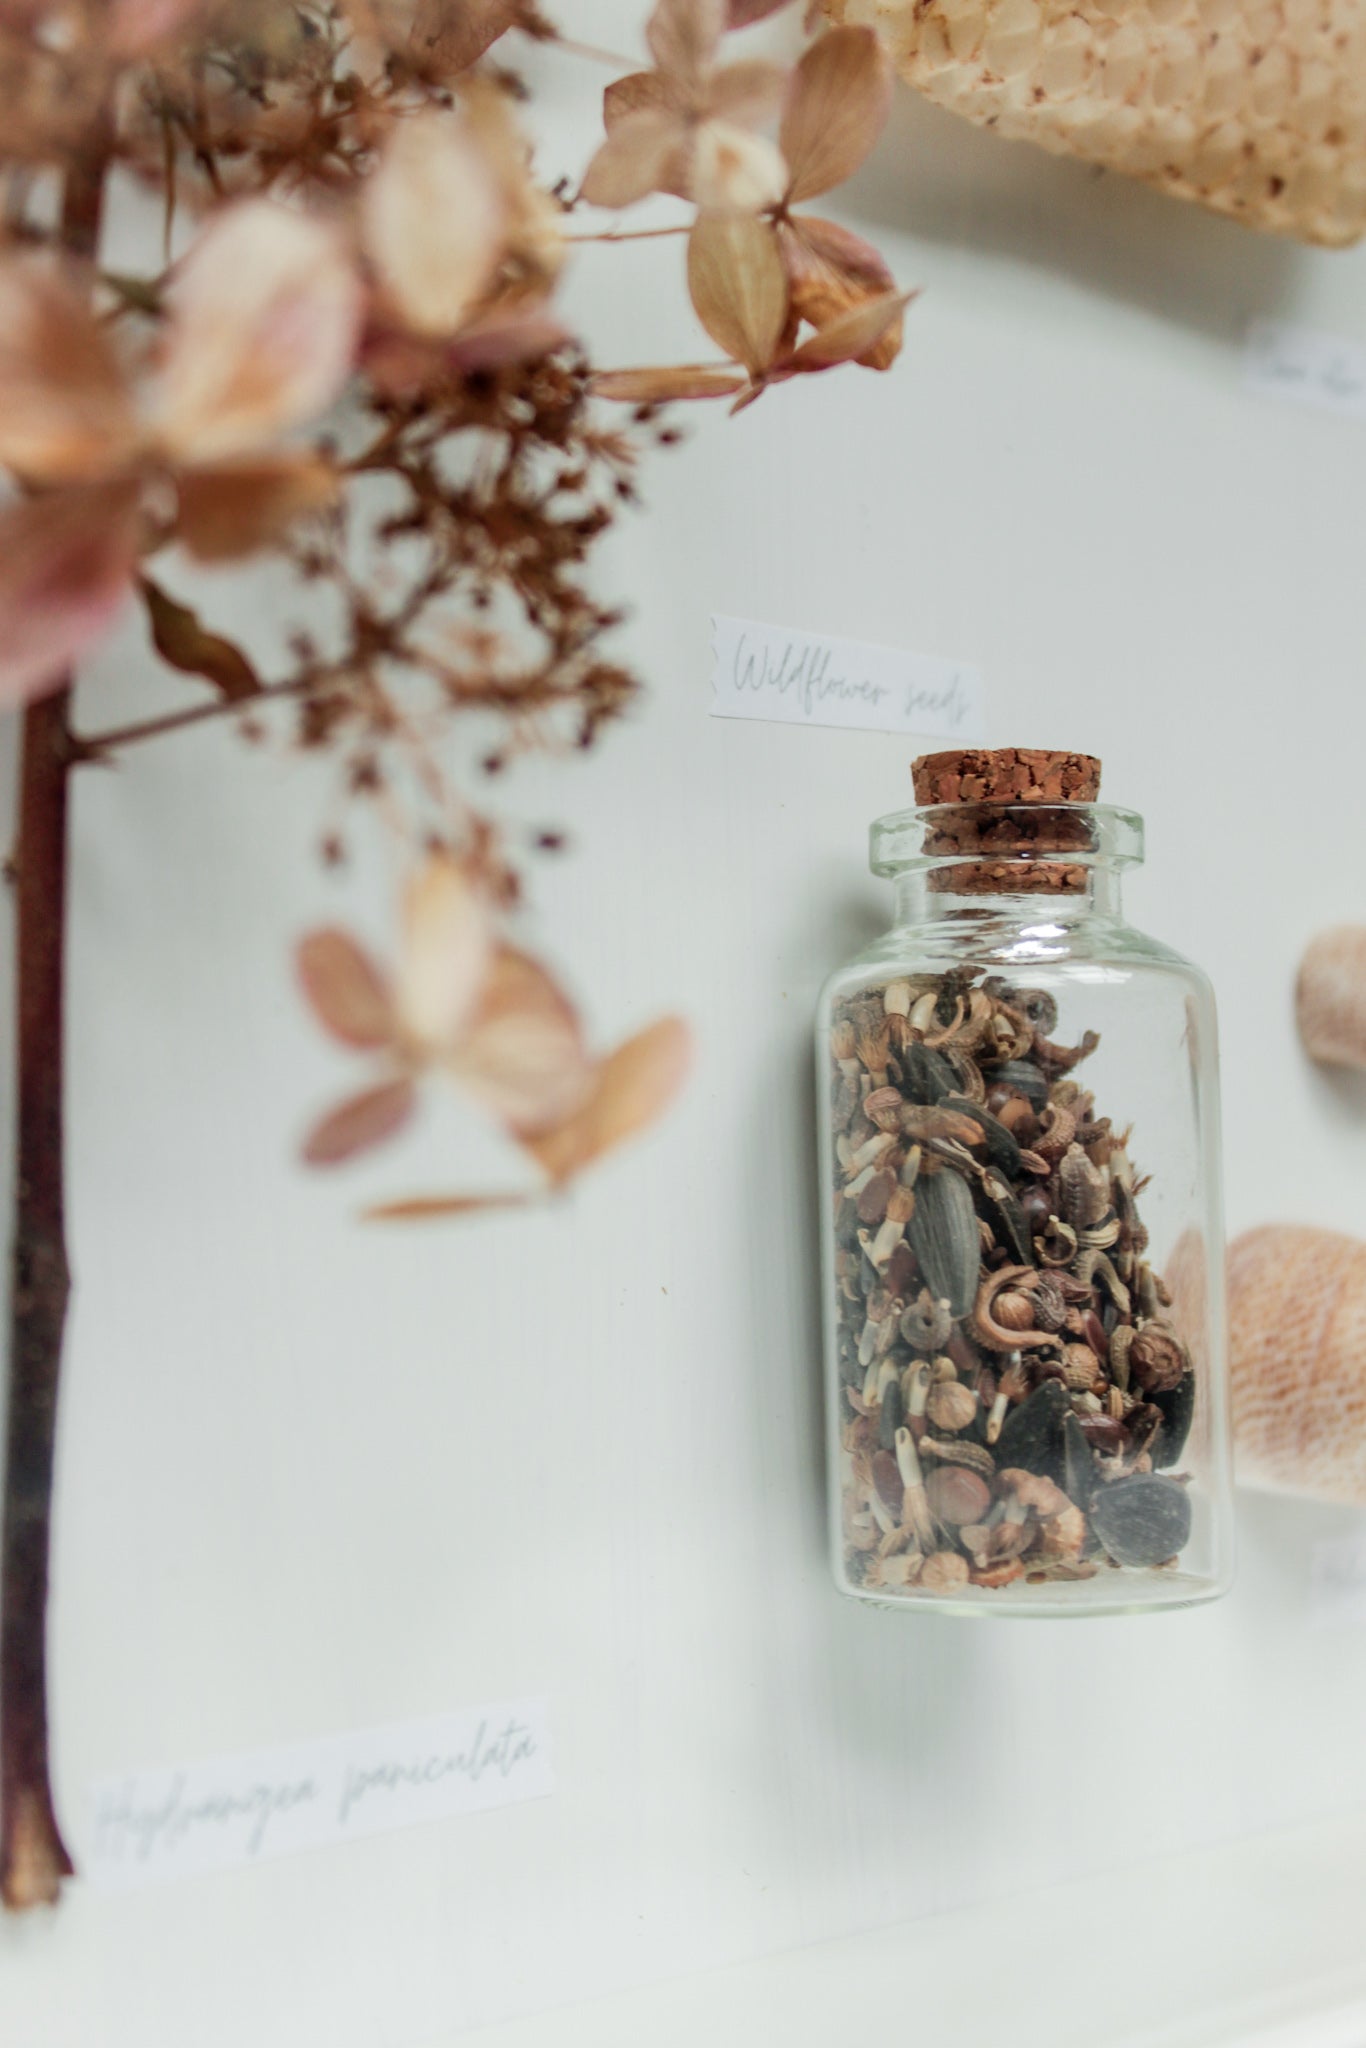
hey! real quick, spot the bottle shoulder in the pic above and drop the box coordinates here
[817,916,1213,1001]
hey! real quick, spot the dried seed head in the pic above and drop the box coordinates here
[1059,1142,1110,1228]
[1061,1342,1099,1391]
[925,1380,977,1432]
[1109,1321,1135,1390]
[864,1085,904,1132]
[920,1436,995,1476]
[882,978,914,1017]
[993,1288,1040,1332]
[920,1550,971,1593]
[1128,1323,1187,1394]
[899,1285,954,1354]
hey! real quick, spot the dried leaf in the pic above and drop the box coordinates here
[297,930,395,1049]
[395,855,493,1053]
[363,1191,533,1222]
[455,945,592,1135]
[0,260,139,481]
[778,215,902,367]
[408,0,522,74]
[647,0,725,88]
[140,575,260,701]
[687,213,787,375]
[592,364,745,401]
[525,1016,692,1185]
[780,25,891,203]
[580,110,685,209]
[447,303,569,375]
[156,202,363,464]
[689,122,787,212]
[362,110,506,336]
[302,1077,416,1166]
[0,483,139,708]
[780,288,913,372]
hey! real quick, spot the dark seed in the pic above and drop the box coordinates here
[978,1168,1032,1266]
[991,1059,1049,1110]
[1151,1370,1196,1468]
[884,1241,917,1300]
[994,1380,1070,1489]
[943,1094,1022,1177]
[871,1449,903,1518]
[878,1375,904,1451]
[1090,1474,1192,1568]
[857,1169,895,1226]
[903,1041,957,1104]
[908,1166,980,1319]
[1063,1410,1099,1507]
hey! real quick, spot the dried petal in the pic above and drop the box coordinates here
[396,0,522,73]
[447,304,569,374]
[363,1191,533,1223]
[362,111,506,336]
[778,214,900,367]
[156,202,362,463]
[0,483,139,708]
[0,261,139,481]
[780,289,912,374]
[525,1016,692,1184]
[592,364,746,402]
[581,109,686,208]
[647,0,725,89]
[687,213,787,375]
[780,25,891,203]
[454,945,593,1135]
[296,929,395,1049]
[140,575,259,701]
[301,1077,416,1167]
[603,70,683,126]
[689,121,787,212]
[726,0,791,21]
[109,0,205,53]
[176,453,337,562]
[395,855,493,1053]
[706,59,789,126]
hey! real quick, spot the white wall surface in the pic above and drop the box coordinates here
[6,4,1366,2042]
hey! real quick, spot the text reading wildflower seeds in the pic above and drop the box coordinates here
[710,615,984,740]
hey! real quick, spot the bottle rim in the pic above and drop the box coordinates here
[869,801,1145,879]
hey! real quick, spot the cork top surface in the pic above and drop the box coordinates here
[911,747,1102,807]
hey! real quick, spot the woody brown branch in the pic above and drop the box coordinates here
[0,114,110,1914]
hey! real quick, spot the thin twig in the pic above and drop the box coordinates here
[530,31,636,67]
[76,672,321,758]
[566,223,691,243]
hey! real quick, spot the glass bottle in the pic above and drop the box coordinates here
[817,749,1234,1617]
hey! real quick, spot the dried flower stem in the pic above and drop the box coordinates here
[566,224,692,242]
[0,115,109,1913]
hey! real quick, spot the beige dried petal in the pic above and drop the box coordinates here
[707,59,790,127]
[396,855,493,1054]
[362,111,506,336]
[689,121,788,211]
[780,25,892,203]
[727,0,789,21]
[454,945,593,1135]
[592,364,746,401]
[581,109,687,207]
[297,929,395,1049]
[603,70,683,127]
[687,213,787,374]
[0,261,139,481]
[177,453,337,562]
[781,288,912,373]
[0,483,140,708]
[525,1016,692,1185]
[108,0,205,53]
[301,1077,416,1167]
[406,0,522,74]
[647,0,725,89]
[780,217,903,369]
[155,202,362,464]
[363,1190,533,1222]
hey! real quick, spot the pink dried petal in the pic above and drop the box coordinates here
[525,1016,692,1185]
[0,260,139,481]
[453,945,592,1136]
[155,202,362,464]
[581,110,687,208]
[296,929,395,1049]
[0,483,140,708]
[361,110,506,337]
[301,1077,416,1167]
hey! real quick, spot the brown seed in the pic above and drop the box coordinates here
[994,1288,1040,1332]
[1061,1343,1099,1391]
[920,1436,995,1476]
[1129,1323,1187,1394]
[925,1381,977,1432]
[920,1549,971,1592]
[1080,1309,1109,1358]
[857,1169,896,1225]
[970,1558,1024,1588]
[925,1465,992,1525]
[871,1449,903,1517]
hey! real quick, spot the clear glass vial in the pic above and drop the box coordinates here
[817,748,1234,1617]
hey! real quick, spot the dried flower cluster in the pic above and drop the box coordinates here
[0,0,911,1912]
[829,973,1199,1599]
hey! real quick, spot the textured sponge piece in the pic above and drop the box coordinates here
[828,0,1366,247]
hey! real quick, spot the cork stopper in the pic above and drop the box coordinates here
[911,748,1102,807]
[910,747,1103,896]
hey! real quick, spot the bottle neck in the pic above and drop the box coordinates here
[891,864,1124,927]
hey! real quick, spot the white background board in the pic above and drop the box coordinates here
[6,3,1366,2041]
